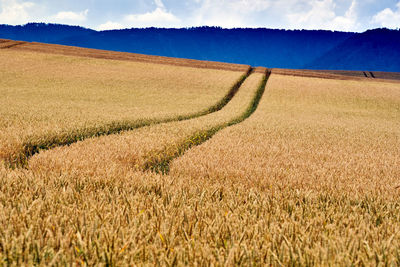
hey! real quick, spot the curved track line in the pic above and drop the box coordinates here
[10,67,253,168]
[144,70,270,174]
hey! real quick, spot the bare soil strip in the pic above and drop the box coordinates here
[302,69,400,81]
[253,67,268,73]
[317,70,400,80]
[0,40,27,49]
[0,39,249,72]
[12,67,253,168]
[2,39,399,80]
[272,68,400,83]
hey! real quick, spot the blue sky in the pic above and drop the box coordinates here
[0,0,399,32]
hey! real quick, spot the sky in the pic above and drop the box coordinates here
[0,0,399,32]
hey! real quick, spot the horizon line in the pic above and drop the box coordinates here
[1,22,399,33]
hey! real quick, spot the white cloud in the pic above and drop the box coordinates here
[0,0,34,25]
[96,0,180,30]
[0,0,90,26]
[372,2,400,29]
[125,7,180,26]
[154,0,165,9]
[51,9,89,22]
[285,0,359,31]
[191,0,271,28]
[227,0,271,12]
[97,21,125,31]
[331,0,358,31]
[187,0,360,30]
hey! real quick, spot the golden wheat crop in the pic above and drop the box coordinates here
[0,49,245,166]
[1,62,400,265]
[172,74,400,194]
[29,72,266,176]
[170,74,400,264]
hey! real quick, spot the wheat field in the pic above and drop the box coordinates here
[0,49,246,166]
[1,44,400,265]
[171,74,400,265]
[28,72,266,176]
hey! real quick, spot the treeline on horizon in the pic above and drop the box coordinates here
[1,23,400,72]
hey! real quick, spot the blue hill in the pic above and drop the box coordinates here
[306,28,400,72]
[1,23,399,72]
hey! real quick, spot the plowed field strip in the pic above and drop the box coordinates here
[11,67,252,167]
[272,68,400,83]
[5,40,250,72]
[0,41,26,49]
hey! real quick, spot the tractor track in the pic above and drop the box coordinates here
[144,69,270,175]
[10,67,253,168]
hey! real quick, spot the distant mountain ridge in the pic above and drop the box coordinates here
[305,29,400,72]
[1,23,399,72]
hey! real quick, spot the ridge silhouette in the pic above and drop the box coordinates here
[1,23,399,72]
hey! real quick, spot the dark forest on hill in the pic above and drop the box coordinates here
[1,23,399,72]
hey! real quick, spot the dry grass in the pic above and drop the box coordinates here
[0,49,246,166]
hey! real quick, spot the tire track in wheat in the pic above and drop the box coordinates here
[28,69,268,177]
[144,69,270,174]
[11,67,253,168]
